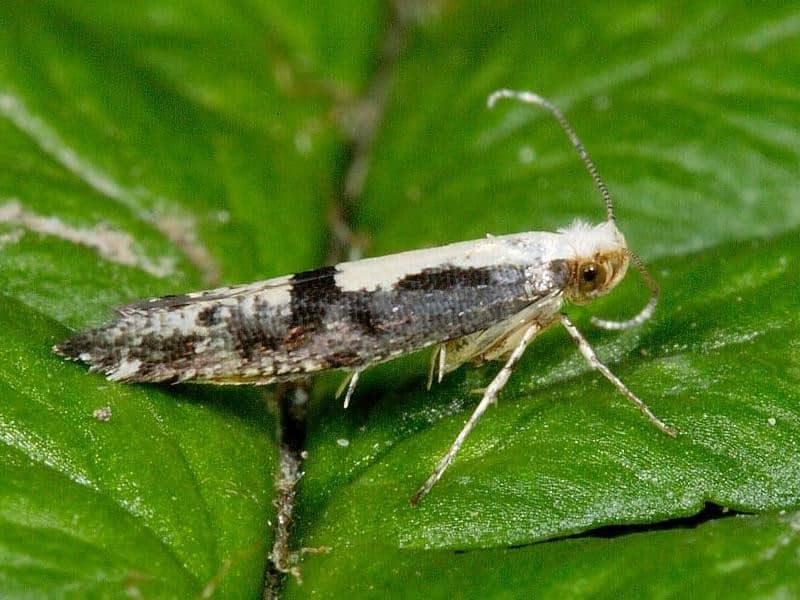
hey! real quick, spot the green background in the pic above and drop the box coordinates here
[1,1,798,598]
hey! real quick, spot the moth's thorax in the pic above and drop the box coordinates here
[556,219,630,305]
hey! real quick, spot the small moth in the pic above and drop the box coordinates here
[54,89,675,505]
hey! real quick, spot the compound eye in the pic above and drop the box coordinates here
[579,262,605,294]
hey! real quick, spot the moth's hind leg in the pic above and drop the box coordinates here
[427,345,447,390]
[336,369,363,409]
[427,330,498,391]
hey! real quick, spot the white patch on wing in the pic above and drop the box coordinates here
[160,306,208,335]
[108,359,142,381]
[332,231,574,292]
[253,280,293,308]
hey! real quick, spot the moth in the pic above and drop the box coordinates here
[54,89,675,505]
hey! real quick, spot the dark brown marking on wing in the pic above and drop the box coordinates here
[395,265,494,291]
[196,305,222,327]
[282,325,312,352]
[289,265,343,328]
[134,361,180,384]
[53,332,94,360]
[227,305,280,360]
[126,332,202,363]
[326,350,362,368]
[346,295,381,335]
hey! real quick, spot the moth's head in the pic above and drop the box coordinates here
[560,219,629,305]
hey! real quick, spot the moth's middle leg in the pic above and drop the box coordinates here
[411,322,541,506]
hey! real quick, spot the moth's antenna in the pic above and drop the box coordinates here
[487,89,615,223]
[488,89,659,330]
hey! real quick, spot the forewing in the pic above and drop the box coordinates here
[117,275,293,315]
[55,232,572,385]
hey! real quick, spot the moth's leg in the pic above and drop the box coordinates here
[427,345,446,390]
[559,314,676,436]
[335,370,362,409]
[437,343,446,385]
[411,323,540,506]
[442,302,561,375]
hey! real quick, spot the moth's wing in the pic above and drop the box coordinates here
[116,275,295,315]
[441,293,564,374]
[55,273,305,384]
[58,232,570,385]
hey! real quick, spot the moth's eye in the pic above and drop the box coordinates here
[579,262,605,293]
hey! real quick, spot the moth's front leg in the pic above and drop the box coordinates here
[559,314,676,436]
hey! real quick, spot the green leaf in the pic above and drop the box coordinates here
[3,1,800,598]
[290,511,800,598]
